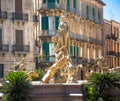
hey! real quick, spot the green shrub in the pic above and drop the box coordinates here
[1,71,31,101]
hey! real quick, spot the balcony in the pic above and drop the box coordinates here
[39,30,56,38]
[33,15,39,22]
[89,37,95,43]
[12,13,28,21]
[107,51,116,56]
[12,45,30,52]
[76,10,86,18]
[95,39,104,46]
[39,3,66,11]
[0,11,7,19]
[0,44,9,52]
[116,52,120,57]
[106,34,112,39]
[69,32,87,42]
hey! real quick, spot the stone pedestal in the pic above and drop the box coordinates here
[30,82,83,101]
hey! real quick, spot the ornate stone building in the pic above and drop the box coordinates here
[0,0,38,79]
[36,0,105,80]
[104,19,120,69]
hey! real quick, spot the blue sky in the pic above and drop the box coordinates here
[103,0,120,22]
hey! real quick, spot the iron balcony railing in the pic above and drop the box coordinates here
[0,11,7,19]
[69,32,88,42]
[39,30,56,37]
[107,51,116,56]
[39,3,66,10]
[95,39,104,46]
[0,44,9,52]
[89,37,95,43]
[33,15,39,22]
[12,13,28,21]
[12,45,30,52]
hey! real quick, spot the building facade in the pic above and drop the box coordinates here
[0,0,38,79]
[36,0,105,80]
[104,19,120,69]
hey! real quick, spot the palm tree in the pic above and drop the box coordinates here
[1,71,31,101]
[84,71,120,101]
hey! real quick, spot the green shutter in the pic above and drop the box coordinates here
[86,5,89,19]
[76,47,79,56]
[92,8,95,21]
[69,45,73,55]
[48,0,55,8]
[43,0,46,3]
[98,11,100,23]
[55,16,60,29]
[43,42,49,56]
[67,0,70,11]
[43,42,50,62]
[73,0,76,10]
[98,11,100,19]
[76,47,79,62]
[57,0,59,3]
[74,46,76,56]
[42,16,48,30]
[92,8,94,17]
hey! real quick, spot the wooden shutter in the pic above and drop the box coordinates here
[43,42,50,62]
[0,64,4,78]
[69,45,73,55]
[98,11,100,19]
[86,5,89,18]
[57,0,59,3]
[16,30,23,45]
[0,29,2,50]
[73,0,76,10]
[55,16,59,29]
[48,0,55,8]
[42,16,48,30]
[67,0,70,11]
[43,0,46,3]
[16,30,23,51]
[0,0,1,10]
[0,29,2,45]
[15,0,22,13]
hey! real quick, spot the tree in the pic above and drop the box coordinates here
[84,71,120,101]
[1,71,31,101]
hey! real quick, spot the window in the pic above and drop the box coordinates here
[43,0,46,3]
[42,16,59,31]
[73,0,76,10]
[43,42,54,62]
[67,0,70,11]
[69,45,73,56]
[42,16,48,30]
[48,0,55,8]
[92,8,95,17]
[49,17,55,35]
[57,0,59,3]
[15,30,23,51]
[15,0,22,13]
[0,28,2,50]
[55,16,60,29]
[0,28,2,44]
[0,64,4,78]
[98,10,100,21]
[16,30,23,45]
[86,5,89,18]
[0,0,1,10]
[79,1,82,13]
